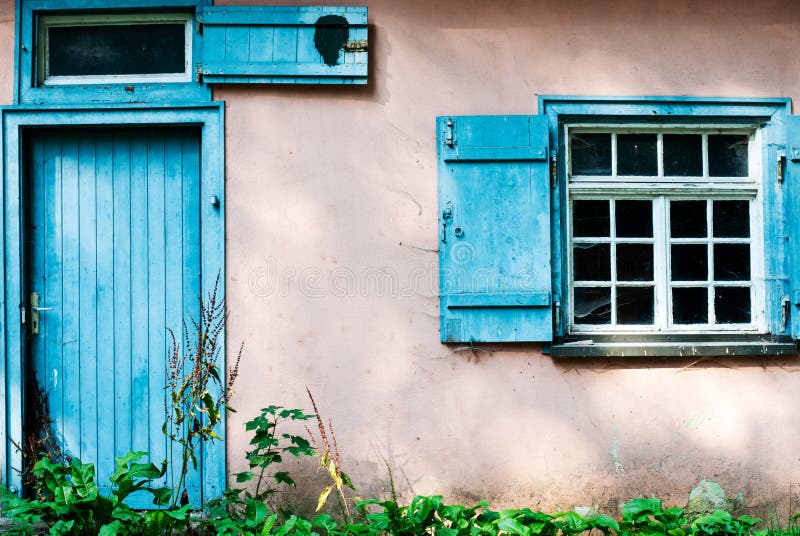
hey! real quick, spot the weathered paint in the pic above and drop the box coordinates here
[201,6,368,84]
[437,115,552,343]
[0,104,225,502]
[3,0,800,515]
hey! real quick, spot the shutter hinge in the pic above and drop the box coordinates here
[196,15,203,34]
[550,150,558,188]
[778,149,786,183]
[195,64,203,84]
[781,296,791,332]
[20,302,25,325]
[445,118,455,148]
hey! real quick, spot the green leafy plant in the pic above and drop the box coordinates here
[163,274,242,509]
[204,406,316,535]
[0,451,182,536]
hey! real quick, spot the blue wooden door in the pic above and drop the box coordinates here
[24,127,203,506]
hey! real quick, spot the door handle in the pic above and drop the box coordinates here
[30,291,53,336]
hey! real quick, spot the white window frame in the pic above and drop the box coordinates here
[37,12,193,86]
[565,123,766,335]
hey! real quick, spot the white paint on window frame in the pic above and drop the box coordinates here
[564,124,766,335]
[37,12,193,86]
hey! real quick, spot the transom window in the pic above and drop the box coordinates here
[566,126,764,333]
[37,13,192,85]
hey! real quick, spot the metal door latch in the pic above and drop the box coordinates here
[30,291,54,336]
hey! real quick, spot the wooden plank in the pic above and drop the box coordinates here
[202,62,366,77]
[28,135,47,411]
[129,133,150,458]
[180,130,203,503]
[42,135,64,435]
[94,134,115,482]
[202,7,367,26]
[146,131,168,487]
[247,25,274,63]
[60,135,81,457]
[77,133,98,464]
[112,131,133,458]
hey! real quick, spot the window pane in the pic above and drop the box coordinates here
[713,244,750,281]
[617,134,657,176]
[573,200,609,237]
[671,244,708,281]
[663,134,702,176]
[708,134,748,177]
[48,24,186,77]
[615,200,653,238]
[715,287,751,324]
[617,244,653,281]
[670,200,707,238]
[673,287,708,324]
[617,287,654,325]
[713,200,749,238]
[573,244,611,281]
[571,134,611,175]
[574,287,611,324]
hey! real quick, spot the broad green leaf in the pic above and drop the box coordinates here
[236,471,255,483]
[245,499,268,528]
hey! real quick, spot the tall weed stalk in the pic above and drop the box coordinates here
[163,275,242,509]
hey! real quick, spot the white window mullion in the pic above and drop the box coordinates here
[706,199,715,325]
[609,200,617,325]
[654,197,669,331]
[657,133,664,177]
[611,133,618,177]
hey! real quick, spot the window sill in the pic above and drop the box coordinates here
[549,336,797,358]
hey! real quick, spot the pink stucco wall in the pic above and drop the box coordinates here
[0,0,798,514]
[217,0,800,512]
[0,0,13,105]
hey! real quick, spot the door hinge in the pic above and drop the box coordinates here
[554,299,561,334]
[444,118,455,148]
[20,303,25,325]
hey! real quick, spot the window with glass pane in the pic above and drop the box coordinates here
[37,13,192,85]
[567,127,762,333]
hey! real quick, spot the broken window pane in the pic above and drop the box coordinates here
[715,287,751,324]
[671,244,708,281]
[617,244,653,281]
[615,200,653,238]
[573,200,610,237]
[663,134,702,176]
[617,286,655,324]
[571,134,612,176]
[670,200,707,238]
[617,134,657,176]
[708,134,748,177]
[672,287,708,324]
[573,243,611,281]
[574,287,611,324]
[713,200,749,238]
[713,244,750,281]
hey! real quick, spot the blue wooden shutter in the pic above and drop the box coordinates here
[437,115,552,343]
[200,6,367,85]
[788,117,800,339]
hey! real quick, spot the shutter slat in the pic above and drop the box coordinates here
[788,117,800,339]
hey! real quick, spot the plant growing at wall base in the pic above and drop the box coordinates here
[306,388,355,518]
[163,274,242,509]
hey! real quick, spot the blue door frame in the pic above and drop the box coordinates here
[0,102,226,501]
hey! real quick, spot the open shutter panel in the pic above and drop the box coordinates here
[438,115,553,343]
[788,116,800,339]
[200,6,368,85]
